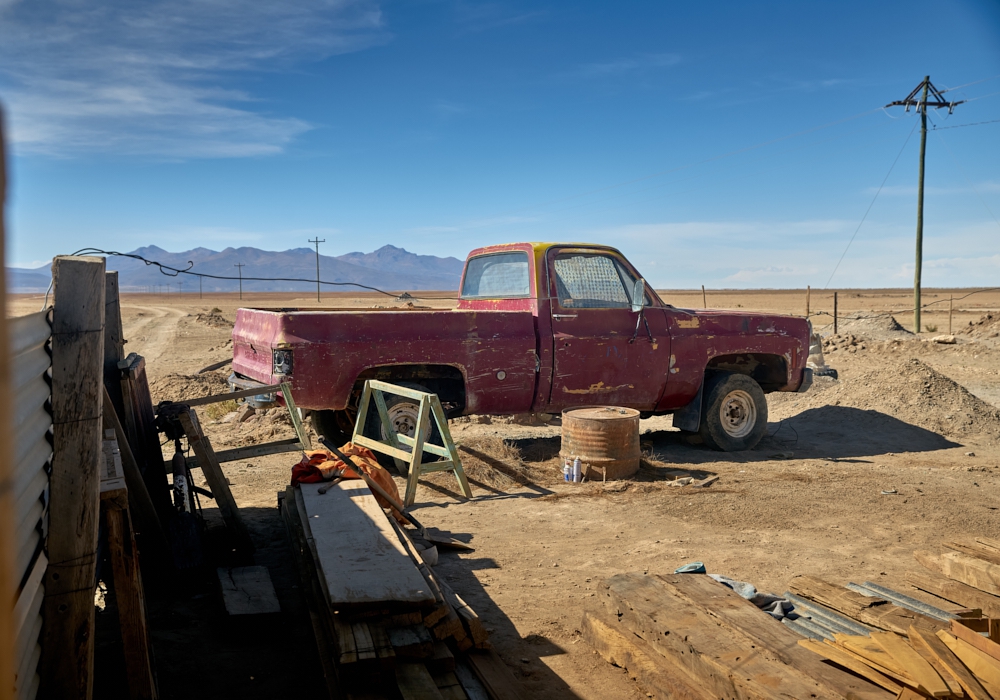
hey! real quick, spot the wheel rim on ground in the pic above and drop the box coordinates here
[719,389,757,438]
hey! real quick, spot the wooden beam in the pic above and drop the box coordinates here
[40,255,106,700]
[465,650,526,700]
[216,566,280,616]
[950,618,1000,662]
[870,631,950,697]
[937,631,1000,698]
[798,639,904,695]
[180,383,283,408]
[915,549,1000,596]
[906,571,1000,618]
[0,106,16,700]
[944,541,1000,566]
[103,271,127,420]
[177,410,254,557]
[395,663,445,700]
[582,611,711,700]
[105,504,157,700]
[788,575,942,635]
[185,438,302,468]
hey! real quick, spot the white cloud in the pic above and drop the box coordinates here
[0,0,388,158]
[408,215,540,234]
[574,53,682,78]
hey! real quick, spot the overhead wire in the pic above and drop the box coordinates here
[928,117,1000,233]
[939,74,1000,93]
[822,118,919,289]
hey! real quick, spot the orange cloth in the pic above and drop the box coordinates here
[291,443,406,523]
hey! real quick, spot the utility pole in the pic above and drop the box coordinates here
[309,237,325,303]
[234,262,245,300]
[886,76,964,333]
[199,276,202,299]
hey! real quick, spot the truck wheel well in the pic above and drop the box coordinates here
[704,353,788,392]
[353,364,466,415]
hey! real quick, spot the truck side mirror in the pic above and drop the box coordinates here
[631,278,646,313]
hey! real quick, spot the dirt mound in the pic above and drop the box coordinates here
[789,357,1000,439]
[228,409,297,444]
[194,310,233,328]
[963,312,1000,340]
[149,370,229,404]
[835,313,912,341]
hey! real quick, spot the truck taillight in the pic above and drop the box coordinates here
[273,348,293,375]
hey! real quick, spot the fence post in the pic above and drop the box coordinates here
[833,292,838,335]
[701,285,707,308]
[949,295,953,335]
[39,255,106,700]
[0,105,16,700]
[806,285,811,317]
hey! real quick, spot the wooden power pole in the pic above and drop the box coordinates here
[309,237,325,303]
[885,76,964,333]
[234,262,245,300]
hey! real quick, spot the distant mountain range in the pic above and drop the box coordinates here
[7,245,465,293]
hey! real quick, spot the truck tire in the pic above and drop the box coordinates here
[698,372,768,451]
[363,383,442,467]
[310,409,355,448]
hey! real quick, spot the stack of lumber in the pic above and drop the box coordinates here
[583,572,896,699]
[280,481,521,700]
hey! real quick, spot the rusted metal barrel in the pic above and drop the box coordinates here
[560,406,641,480]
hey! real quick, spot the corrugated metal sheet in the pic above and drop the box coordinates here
[10,310,52,700]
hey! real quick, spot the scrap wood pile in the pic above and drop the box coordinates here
[584,538,1000,700]
[280,480,522,700]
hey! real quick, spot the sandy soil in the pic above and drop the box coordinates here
[10,288,1000,699]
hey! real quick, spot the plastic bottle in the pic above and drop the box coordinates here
[572,457,582,483]
[562,459,571,481]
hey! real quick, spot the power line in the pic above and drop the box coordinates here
[823,119,919,289]
[930,118,1000,130]
[939,74,1000,93]
[930,123,1000,233]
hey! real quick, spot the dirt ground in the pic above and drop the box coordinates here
[9,287,1000,699]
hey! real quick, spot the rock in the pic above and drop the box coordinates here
[236,405,256,423]
[932,335,957,344]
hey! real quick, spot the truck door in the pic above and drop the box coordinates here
[545,248,670,411]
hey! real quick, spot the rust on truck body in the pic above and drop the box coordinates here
[230,242,810,421]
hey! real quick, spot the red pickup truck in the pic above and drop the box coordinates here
[230,242,812,452]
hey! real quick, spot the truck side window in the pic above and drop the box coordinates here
[553,254,630,309]
[461,252,530,299]
[614,259,650,307]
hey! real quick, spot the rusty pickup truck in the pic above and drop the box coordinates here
[230,242,812,452]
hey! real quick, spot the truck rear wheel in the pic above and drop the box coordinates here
[310,409,355,448]
[363,383,442,468]
[698,372,768,451]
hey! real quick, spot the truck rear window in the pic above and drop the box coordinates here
[461,252,530,299]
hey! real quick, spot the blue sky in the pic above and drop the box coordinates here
[2,0,999,289]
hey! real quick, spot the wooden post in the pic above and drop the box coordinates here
[103,502,157,699]
[0,105,17,700]
[104,271,126,419]
[806,285,811,317]
[701,285,707,308]
[40,255,107,700]
[949,295,953,335]
[833,292,838,335]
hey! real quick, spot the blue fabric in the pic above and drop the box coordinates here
[674,561,707,574]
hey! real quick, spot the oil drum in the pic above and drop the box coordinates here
[559,406,640,480]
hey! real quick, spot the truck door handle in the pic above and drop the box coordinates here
[553,314,577,319]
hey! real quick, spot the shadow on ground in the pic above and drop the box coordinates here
[643,406,960,463]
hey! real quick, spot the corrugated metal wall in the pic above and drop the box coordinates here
[10,310,52,700]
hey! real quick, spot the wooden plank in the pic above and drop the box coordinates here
[464,651,525,700]
[833,635,911,680]
[40,255,106,700]
[938,631,1000,698]
[895,690,925,700]
[453,662,489,700]
[789,574,943,635]
[217,566,280,615]
[178,409,254,556]
[395,663,445,700]
[105,505,158,700]
[426,642,455,674]
[431,671,466,700]
[280,382,311,450]
[916,550,1000,596]
[905,633,962,696]
[187,438,302,468]
[799,639,905,695]
[332,616,358,665]
[608,573,892,700]
[388,626,434,659]
[582,611,712,700]
[871,631,950,697]
[370,624,396,669]
[945,541,1000,566]
[352,623,377,662]
[102,387,166,552]
[977,537,1000,552]
[909,625,992,700]
[951,619,1000,663]
[119,355,172,518]
[437,579,489,647]
[906,571,1000,618]
[181,383,283,407]
[103,271,126,419]
[298,481,436,610]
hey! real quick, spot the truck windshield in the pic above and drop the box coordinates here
[461,252,530,299]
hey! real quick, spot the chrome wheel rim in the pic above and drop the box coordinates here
[381,402,430,445]
[719,390,756,438]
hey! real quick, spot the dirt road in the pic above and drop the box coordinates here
[10,288,999,699]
